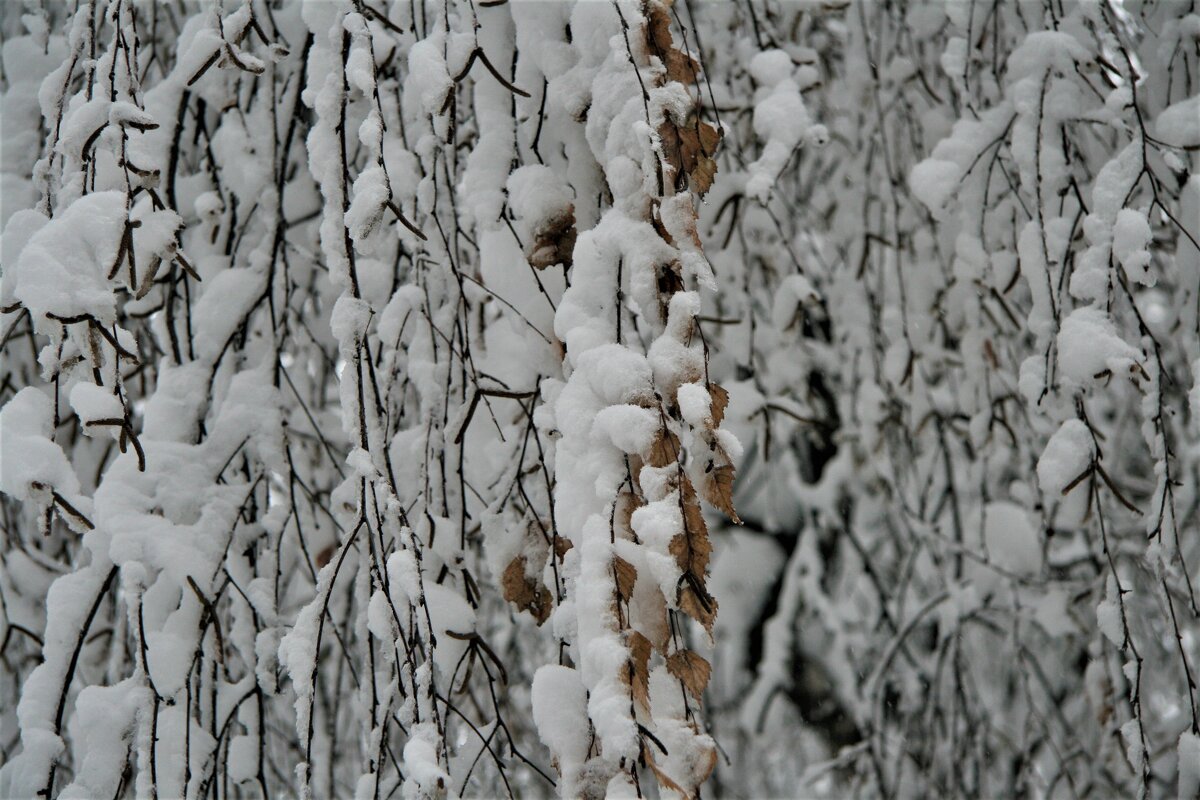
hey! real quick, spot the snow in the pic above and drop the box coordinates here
[345,165,390,246]
[1155,95,1200,148]
[909,158,960,214]
[1179,731,1200,800]
[0,388,86,514]
[406,37,453,116]
[69,382,123,426]
[507,165,574,229]
[749,49,794,87]
[1096,575,1124,646]
[191,268,266,360]
[746,77,812,202]
[2,3,1197,798]
[531,665,590,795]
[1037,419,1094,496]
[677,381,712,425]
[330,295,372,347]
[422,583,476,676]
[593,403,659,455]
[982,501,1041,575]
[1112,208,1153,285]
[9,191,126,327]
[1056,307,1142,386]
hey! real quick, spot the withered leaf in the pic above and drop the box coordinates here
[666,649,711,701]
[502,555,551,625]
[628,630,653,710]
[708,383,729,427]
[646,3,699,85]
[703,464,740,523]
[645,744,688,796]
[678,583,718,636]
[670,477,712,577]
[695,743,718,784]
[648,428,681,468]
[528,208,577,270]
[613,555,638,603]
[615,490,643,540]
[676,121,722,196]
[691,156,717,195]
[553,535,573,560]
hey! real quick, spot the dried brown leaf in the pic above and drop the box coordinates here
[528,207,577,270]
[614,555,638,603]
[502,555,551,624]
[695,743,718,784]
[678,584,718,636]
[628,630,653,710]
[553,535,573,560]
[670,478,712,576]
[703,464,740,523]
[646,3,699,85]
[666,649,711,700]
[676,121,722,196]
[645,745,688,796]
[648,428,681,468]
[691,156,717,196]
[615,490,643,540]
[708,383,729,427]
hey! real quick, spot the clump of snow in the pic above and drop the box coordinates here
[1155,95,1200,149]
[593,404,659,455]
[909,159,960,215]
[1179,731,1200,800]
[1056,307,1142,386]
[676,381,712,426]
[69,382,123,433]
[507,165,573,228]
[983,501,1041,575]
[9,192,126,326]
[1037,419,1094,496]
[345,165,390,246]
[0,388,87,516]
[1111,208,1153,285]
[406,37,453,116]
[531,665,590,796]
[749,49,794,87]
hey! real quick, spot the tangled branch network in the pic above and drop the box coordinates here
[1,1,1199,798]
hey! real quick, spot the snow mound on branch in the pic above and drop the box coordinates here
[1037,419,1094,496]
[0,388,88,518]
[1155,95,1200,149]
[9,191,125,326]
[983,501,1041,575]
[1056,307,1142,386]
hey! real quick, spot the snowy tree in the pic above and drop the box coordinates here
[1,1,1197,798]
